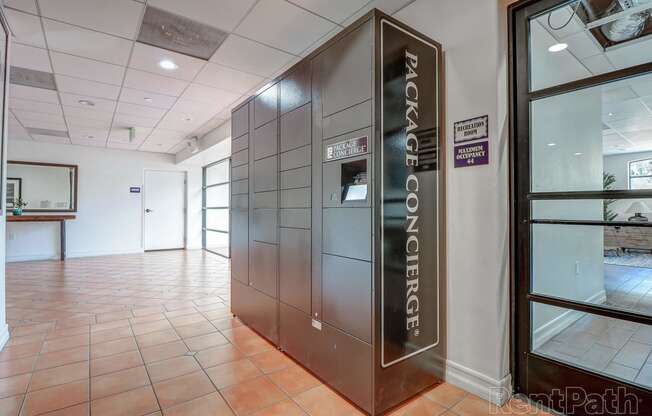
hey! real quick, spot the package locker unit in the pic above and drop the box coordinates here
[230,9,445,415]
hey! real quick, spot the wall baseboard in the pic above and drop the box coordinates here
[532,290,606,350]
[7,248,146,263]
[0,324,10,351]
[445,359,512,406]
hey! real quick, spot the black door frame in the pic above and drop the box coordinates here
[509,0,652,413]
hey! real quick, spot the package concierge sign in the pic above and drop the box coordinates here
[380,18,440,368]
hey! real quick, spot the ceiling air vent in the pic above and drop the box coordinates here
[25,128,69,138]
[137,6,228,60]
[10,67,56,90]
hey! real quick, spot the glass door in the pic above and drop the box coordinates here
[203,158,230,257]
[511,0,652,414]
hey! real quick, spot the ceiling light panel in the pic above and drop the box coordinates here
[119,88,177,110]
[10,67,57,90]
[10,84,59,104]
[42,19,133,65]
[25,127,69,138]
[65,116,112,129]
[59,93,116,113]
[31,134,71,144]
[11,44,52,73]
[148,0,256,32]
[55,75,121,100]
[288,0,368,23]
[138,6,228,60]
[108,127,152,143]
[67,127,109,141]
[195,63,264,94]
[129,43,205,81]
[123,68,189,97]
[235,0,336,55]
[4,9,46,48]
[50,52,126,86]
[113,113,161,129]
[39,0,144,40]
[210,34,295,78]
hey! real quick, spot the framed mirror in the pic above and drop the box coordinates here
[7,161,78,212]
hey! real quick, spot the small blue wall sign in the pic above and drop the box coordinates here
[130,187,141,193]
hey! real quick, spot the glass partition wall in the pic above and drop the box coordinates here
[512,0,652,414]
[202,158,230,257]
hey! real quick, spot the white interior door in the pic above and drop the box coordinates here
[144,170,186,251]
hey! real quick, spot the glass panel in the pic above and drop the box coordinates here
[206,184,229,207]
[206,230,229,256]
[206,208,229,232]
[530,1,652,91]
[531,301,652,389]
[532,199,652,222]
[531,71,652,193]
[205,161,229,185]
[532,223,652,317]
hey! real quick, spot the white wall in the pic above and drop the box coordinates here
[6,140,202,261]
[395,0,511,404]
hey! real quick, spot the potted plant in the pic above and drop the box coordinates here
[12,198,27,216]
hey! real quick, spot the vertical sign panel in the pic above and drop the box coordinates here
[381,19,440,367]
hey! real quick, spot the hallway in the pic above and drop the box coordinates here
[0,251,544,415]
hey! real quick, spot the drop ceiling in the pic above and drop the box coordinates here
[3,0,415,154]
[533,3,652,156]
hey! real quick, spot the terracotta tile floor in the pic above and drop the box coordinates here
[0,250,551,416]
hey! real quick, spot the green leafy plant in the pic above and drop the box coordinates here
[13,198,27,209]
[603,172,617,221]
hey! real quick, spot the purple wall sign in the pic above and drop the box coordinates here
[454,141,489,168]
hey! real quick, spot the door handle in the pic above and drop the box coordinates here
[145,208,153,213]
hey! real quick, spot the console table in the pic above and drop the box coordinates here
[7,215,76,260]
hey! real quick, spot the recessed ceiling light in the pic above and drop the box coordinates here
[608,112,614,116]
[144,97,153,103]
[547,143,556,147]
[78,99,95,107]
[159,59,178,70]
[548,43,568,53]
[574,152,583,156]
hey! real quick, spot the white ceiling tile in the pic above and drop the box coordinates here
[195,63,263,94]
[181,83,240,108]
[119,88,177,110]
[602,86,637,104]
[18,119,67,130]
[42,19,133,65]
[65,116,112,129]
[10,84,59,103]
[108,126,151,143]
[63,105,114,122]
[343,0,411,25]
[139,140,179,153]
[157,111,207,132]
[70,137,107,147]
[235,0,336,55]
[288,0,368,23]
[606,37,652,70]
[116,101,167,119]
[603,99,651,121]
[59,93,116,113]
[608,115,652,133]
[630,73,652,98]
[534,4,584,40]
[581,54,615,76]
[55,75,121,100]
[170,98,214,117]
[4,0,38,14]
[68,127,109,141]
[113,113,160,128]
[8,121,33,141]
[147,128,182,142]
[50,52,125,85]
[13,109,65,125]
[129,43,205,81]
[32,135,70,143]
[11,43,52,72]
[210,34,295,77]
[107,141,143,150]
[565,31,603,60]
[39,0,144,39]
[299,26,340,58]
[10,97,62,115]
[5,8,46,48]
[123,68,189,97]
[148,0,257,32]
